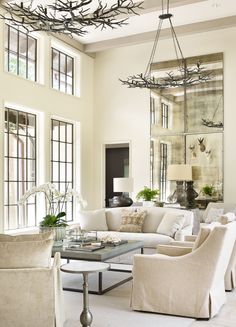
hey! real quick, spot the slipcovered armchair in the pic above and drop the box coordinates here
[0,232,65,327]
[131,223,236,319]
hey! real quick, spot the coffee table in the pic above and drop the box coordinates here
[53,240,143,294]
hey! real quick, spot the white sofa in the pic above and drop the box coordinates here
[78,206,194,252]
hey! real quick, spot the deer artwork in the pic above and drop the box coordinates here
[189,144,197,158]
[198,137,206,152]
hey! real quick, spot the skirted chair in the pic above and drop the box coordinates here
[131,223,236,319]
[0,231,65,327]
[162,221,236,291]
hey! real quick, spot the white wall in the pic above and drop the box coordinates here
[93,27,236,207]
[0,21,94,232]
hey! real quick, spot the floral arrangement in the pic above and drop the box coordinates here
[100,234,121,244]
[19,182,87,227]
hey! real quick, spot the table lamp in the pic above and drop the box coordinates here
[167,164,192,206]
[111,177,134,207]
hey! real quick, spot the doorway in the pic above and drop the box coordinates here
[105,144,129,207]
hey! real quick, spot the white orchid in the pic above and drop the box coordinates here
[18,183,87,217]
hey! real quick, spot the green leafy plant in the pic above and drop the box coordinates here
[136,186,160,201]
[201,184,215,197]
[39,212,68,227]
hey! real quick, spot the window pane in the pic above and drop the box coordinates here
[9,133,17,157]
[9,182,18,205]
[18,112,27,135]
[67,163,72,182]
[52,49,59,70]
[8,206,18,229]
[59,163,66,182]
[60,122,66,142]
[52,141,59,161]
[27,204,36,227]
[67,144,72,162]
[52,70,59,89]
[19,57,27,78]
[28,61,35,81]
[9,53,17,74]
[28,114,36,136]
[9,28,18,52]
[67,56,73,76]
[52,162,59,182]
[19,33,27,57]
[67,124,72,143]
[9,158,18,181]
[60,53,66,73]
[52,119,59,140]
[18,135,27,158]
[60,143,65,162]
[18,159,26,181]
[28,37,36,60]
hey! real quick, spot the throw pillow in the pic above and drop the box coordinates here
[156,212,185,238]
[0,231,54,242]
[219,212,236,225]
[119,209,147,233]
[205,208,224,223]
[78,209,108,231]
[0,239,54,269]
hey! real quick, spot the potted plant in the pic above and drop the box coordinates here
[19,182,87,244]
[201,184,215,197]
[136,186,160,207]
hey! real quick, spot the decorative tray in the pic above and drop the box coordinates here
[101,240,128,247]
[66,244,105,252]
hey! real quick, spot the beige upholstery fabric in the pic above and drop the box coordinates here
[0,252,64,327]
[132,223,236,319]
[220,212,235,225]
[0,239,54,268]
[156,244,192,256]
[156,212,185,237]
[0,231,54,242]
[202,202,236,222]
[119,209,147,232]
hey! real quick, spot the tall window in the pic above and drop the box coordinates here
[4,108,37,230]
[51,48,74,95]
[161,103,169,129]
[51,119,74,221]
[160,143,168,201]
[4,25,37,81]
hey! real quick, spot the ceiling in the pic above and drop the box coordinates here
[3,0,236,53]
[78,0,236,53]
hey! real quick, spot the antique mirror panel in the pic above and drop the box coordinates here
[150,53,223,202]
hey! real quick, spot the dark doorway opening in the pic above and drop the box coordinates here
[105,145,129,207]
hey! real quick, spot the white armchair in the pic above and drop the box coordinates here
[0,232,65,327]
[131,223,236,319]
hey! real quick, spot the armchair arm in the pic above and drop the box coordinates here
[175,225,193,241]
[157,244,192,256]
[169,240,194,247]
[185,235,197,242]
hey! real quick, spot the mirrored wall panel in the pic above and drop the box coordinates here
[150,53,223,203]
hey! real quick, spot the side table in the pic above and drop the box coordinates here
[61,261,110,327]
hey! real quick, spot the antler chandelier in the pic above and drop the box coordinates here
[120,0,212,89]
[0,0,142,37]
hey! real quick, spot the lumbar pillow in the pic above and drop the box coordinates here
[119,209,147,233]
[219,212,236,225]
[156,212,185,237]
[205,208,224,223]
[0,239,54,269]
[78,209,108,231]
[0,231,54,242]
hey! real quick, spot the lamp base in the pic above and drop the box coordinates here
[109,195,133,208]
[168,181,187,207]
[186,181,198,208]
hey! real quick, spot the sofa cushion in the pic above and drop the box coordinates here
[78,209,108,231]
[156,212,185,237]
[0,239,54,269]
[97,231,173,248]
[205,208,224,223]
[219,212,235,225]
[0,231,54,242]
[119,209,147,233]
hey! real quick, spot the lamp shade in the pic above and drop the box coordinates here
[113,177,134,193]
[167,164,192,181]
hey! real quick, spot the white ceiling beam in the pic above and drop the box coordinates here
[85,15,236,53]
